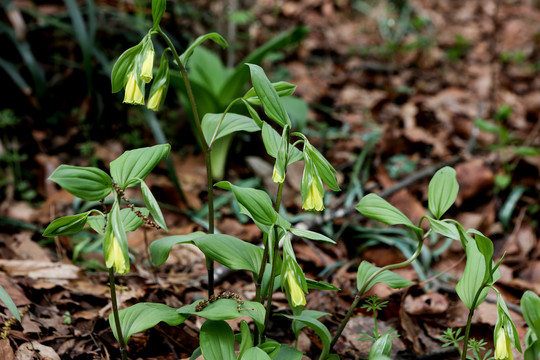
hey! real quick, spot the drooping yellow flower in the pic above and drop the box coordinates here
[494,328,513,360]
[272,167,284,184]
[140,49,154,83]
[105,235,129,275]
[123,71,144,105]
[302,180,324,211]
[286,269,306,307]
[147,86,163,111]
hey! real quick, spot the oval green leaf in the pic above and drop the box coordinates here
[49,165,112,201]
[199,320,236,360]
[201,113,260,145]
[179,299,266,333]
[110,144,170,189]
[243,81,297,105]
[43,211,91,237]
[109,302,187,344]
[290,228,335,243]
[149,232,205,266]
[193,234,264,278]
[428,166,459,219]
[246,63,291,127]
[357,261,414,295]
[356,194,422,236]
[140,181,167,231]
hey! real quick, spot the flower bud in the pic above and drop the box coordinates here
[494,328,513,360]
[147,51,170,112]
[286,269,306,307]
[140,48,154,83]
[302,179,324,211]
[147,86,163,111]
[123,71,144,105]
[105,234,129,275]
[272,167,284,184]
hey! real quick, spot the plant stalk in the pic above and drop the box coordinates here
[461,287,484,360]
[158,29,215,296]
[109,268,128,360]
[330,232,427,349]
[261,226,280,340]
[254,181,284,343]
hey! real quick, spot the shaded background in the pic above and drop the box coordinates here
[0,0,539,359]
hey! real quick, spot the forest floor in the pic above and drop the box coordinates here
[0,0,539,359]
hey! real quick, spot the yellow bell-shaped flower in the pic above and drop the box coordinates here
[272,167,285,184]
[286,269,306,307]
[105,235,129,275]
[494,328,513,360]
[302,180,324,211]
[147,86,163,111]
[123,72,144,105]
[140,49,154,83]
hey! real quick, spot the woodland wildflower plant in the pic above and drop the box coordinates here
[41,1,528,359]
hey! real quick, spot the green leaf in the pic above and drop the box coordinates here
[120,207,149,232]
[43,211,91,237]
[86,214,106,235]
[110,144,170,189]
[257,340,280,358]
[428,167,459,219]
[201,113,260,144]
[111,43,142,93]
[243,100,264,128]
[246,63,291,127]
[215,181,277,227]
[470,230,495,284]
[178,299,266,333]
[238,320,253,359]
[151,0,166,27]
[306,278,340,291]
[109,302,187,344]
[290,228,335,243]
[179,33,228,66]
[273,344,304,360]
[199,320,236,360]
[242,347,272,360]
[426,218,460,241]
[455,240,488,310]
[305,144,340,191]
[149,232,205,266]
[356,194,422,236]
[524,338,540,360]
[0,285,20,322]
[140,181,167,231]
[357,261,414,295]
[49,165,112,201]
[243,81,297,105]
[512,146,540,157]
[281,314,332,359]
[193,234,264,278]
[369,332,392,358]
[261,122,303,163]
[522,291,540,338]
[291,310,329,339]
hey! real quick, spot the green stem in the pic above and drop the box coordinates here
[158,29,215,296]
[261,226,280,340]
[109,268,128,360]
[373,308,379,339]
[330,231,428,349]
[461,287,485,360]
[208,98,242,149]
